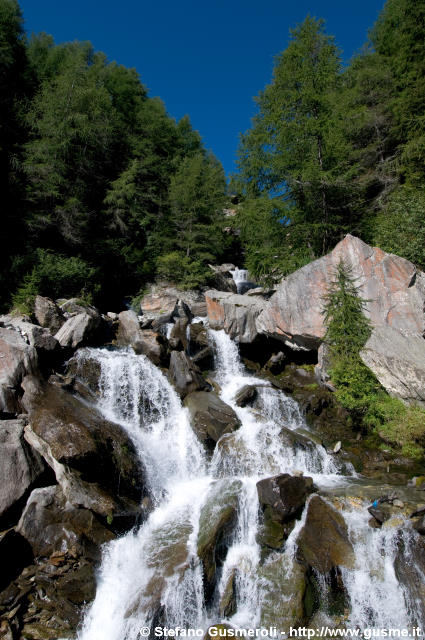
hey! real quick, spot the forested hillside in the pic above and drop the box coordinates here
[0,0,231,312]
[234,0,425,283]
[1,0,424,309]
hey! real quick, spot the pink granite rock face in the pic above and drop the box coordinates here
[257,234,425,349]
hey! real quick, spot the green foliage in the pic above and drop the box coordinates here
[364,393,425,460]
[322,260,372,359]
[235,196,311,284]
[371,185,425,270]
[322,260,378,420]
[12,249,98,313]
[156,151,227,288]
[236,16,357,265]
[322,260,425,459]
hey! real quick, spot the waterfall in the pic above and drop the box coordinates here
[76,331,424,639]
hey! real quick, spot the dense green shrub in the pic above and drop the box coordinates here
[12,249,98,313]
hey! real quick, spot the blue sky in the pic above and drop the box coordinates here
[19,0,385,177]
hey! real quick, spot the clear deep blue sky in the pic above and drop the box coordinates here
[19,0,385,177]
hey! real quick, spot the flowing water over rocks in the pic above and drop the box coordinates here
[77,330,425,640]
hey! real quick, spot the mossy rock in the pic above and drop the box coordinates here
[197,479,241,598]
[259,552,306,631]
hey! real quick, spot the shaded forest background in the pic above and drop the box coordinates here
[1,0,424,312]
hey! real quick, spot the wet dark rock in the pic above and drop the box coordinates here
[219,570,237,618]
[197,480,240,598]
[192,347,214,371]
[169,317,189,351]
[297,495,355,574]
[368,505,391,525]
[168,351,210,399]
[257,473,314,523]
[0,419,46,528]
[234,384,258,407]
[394,532,425,623]
[184,391,241,449]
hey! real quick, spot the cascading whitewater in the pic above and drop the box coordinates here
[77,331,424,640]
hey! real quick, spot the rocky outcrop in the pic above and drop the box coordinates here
[34,295,65,334]
[54,311,102,349]
[360,326,425,406]
[169,317,189,351]
[205,290,262,343]
[24,382,145,522]
[183,391,241,448]
[0,315,58,354]
[297,496,355,574]
[168,352,210,398]
[117,310,166,365]
[0,327,38,414]
[257,234,425,350]
[0,419,46,527]
[257,473,314,523]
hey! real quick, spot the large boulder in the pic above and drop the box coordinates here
[183,391,241,448]
[360,326,425,406]
[0,419,46,527]
[168,351,211,398]
[34,295,65,334]
[117,310,166,365]
[54,312,102,349]
[24,382,145,521]
[394,532,425,624]
[205,290,263,343]
[257,473,314,523]
[17,486,114,559]
[0,327,38,414]
[257,234,425,350]
[297,495,355,574]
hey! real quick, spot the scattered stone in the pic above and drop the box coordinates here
[393,499,404,508]
[367,505,391,524]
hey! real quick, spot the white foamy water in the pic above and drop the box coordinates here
[76,329,424,639]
